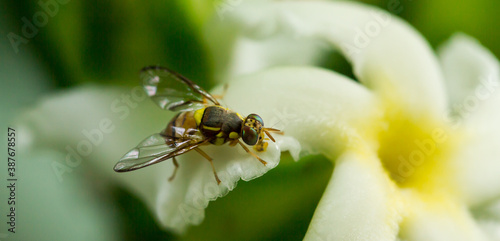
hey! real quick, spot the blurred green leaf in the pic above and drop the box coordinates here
[3,0,213,88]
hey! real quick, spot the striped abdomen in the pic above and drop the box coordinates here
[163,111,203,145]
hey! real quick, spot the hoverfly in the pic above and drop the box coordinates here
[113,66,281,184]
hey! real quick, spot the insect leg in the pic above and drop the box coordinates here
[168,157,179,182]
[194,148,221,184]
[238,140,267,165]
[229,139,239,147]
[254,141,268,152]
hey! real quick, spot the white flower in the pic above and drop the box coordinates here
[1,23,119,241]
[19,1,500,240]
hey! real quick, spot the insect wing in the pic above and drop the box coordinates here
[114,133,207,172]
[141,66,219,111]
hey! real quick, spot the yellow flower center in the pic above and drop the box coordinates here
[376,101,462,199]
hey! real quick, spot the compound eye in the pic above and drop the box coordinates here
[248,114,264,126]
[242,125,258,145]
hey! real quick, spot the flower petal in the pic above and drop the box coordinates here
[154,136,285,233]
[439,34,500,114]
[473,198,500,240]
[156,66,378,232]
[18,66,376,233]
[18,86,169,210]
[303,151,401,241]
[452,94,500,205]
[478,221,500,241]
[399,194,489,241]
[207,1,448,117]
[11,149,119,241]
[17,86,285,233]
[439,35,500,205]
[222,66,379,159]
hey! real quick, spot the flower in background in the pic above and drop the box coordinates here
[0,18,119,241]
[17,1,500,240]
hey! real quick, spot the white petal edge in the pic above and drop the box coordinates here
[153,134,288,233]
[206,1,448,118]
[439,35,500,205]
[304,150,402,241]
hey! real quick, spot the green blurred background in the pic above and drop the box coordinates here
[0,0,499,240]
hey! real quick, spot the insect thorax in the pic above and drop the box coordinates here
[198,106,244,145]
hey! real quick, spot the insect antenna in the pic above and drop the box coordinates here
[263,118,285,142]
[263,129,276,142]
